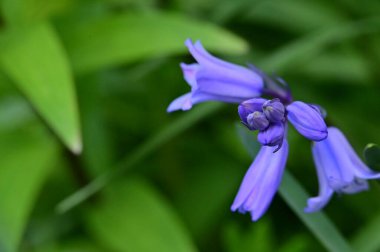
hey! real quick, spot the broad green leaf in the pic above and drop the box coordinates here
[0,127,58,252]
[363,143,380,171]
[0,0,73,25]
[0,23,82,153]
[236,127,353,252]
[58,12,249,74]
[86,178,197,252]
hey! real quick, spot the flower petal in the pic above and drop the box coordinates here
[329,127,380,179]
[167,93,192,112]
[313,134,355,191]
[195,67,262,99]
[180,63,199,88]
[257,123,285,148]
[231,140,289,221]
[305,143,334,213]
[287,101,328,141]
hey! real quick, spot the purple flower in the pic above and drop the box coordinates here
[287,101,328,141]
[168,39,374,222]
[231,140,289,221]
[167,39,263,112]
[305,127,380,212]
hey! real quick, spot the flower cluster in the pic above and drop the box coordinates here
[168,39,380,221]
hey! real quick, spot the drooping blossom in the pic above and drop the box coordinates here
[231,98,327,218]
[167,39,374,221]
[305,127,380,212]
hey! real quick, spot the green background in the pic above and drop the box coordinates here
[0,0,379,251]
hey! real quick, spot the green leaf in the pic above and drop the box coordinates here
[0,23,82,153]
[363,143,380,171]
[0,127,58,252]
[58,12,249,74]
[86,178,197,252]
[236,128,353,252]
[0,0,73,26]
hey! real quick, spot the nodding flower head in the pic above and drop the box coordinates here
[305,127,380,212]
[168,39,372,222]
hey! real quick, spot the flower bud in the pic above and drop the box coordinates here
[287,101,328,141]
[247,111,269,131]
[262,98,285,122]
[257,123,285,150]
[238,98,267,129]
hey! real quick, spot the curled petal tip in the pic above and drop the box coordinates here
[184,38,193,46]
[167,93,192,112]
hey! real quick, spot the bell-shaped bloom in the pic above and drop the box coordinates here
[305,127,380,212]
[231,140,289,221]
[287,101,328,141]
[167,39,263,112]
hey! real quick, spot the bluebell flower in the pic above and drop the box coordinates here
[231,140,289,221]
[168,39,373,221]
[167,39,263,112]
[305,127,380,212]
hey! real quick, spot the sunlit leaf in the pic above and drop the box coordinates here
[58,12,249,74]
[0,127,58,252]
[0,22,82,153]
[1,0,73,25]
[86,178,197,252]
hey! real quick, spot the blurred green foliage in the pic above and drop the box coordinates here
[0,0,379,251]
